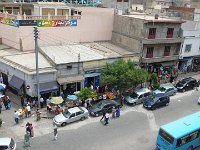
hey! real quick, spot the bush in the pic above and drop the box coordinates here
[153,82,160,90]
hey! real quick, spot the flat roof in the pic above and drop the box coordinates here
[40,42,136,65]
[0,45,56,75]
[122,14,185,23]
[161,111,200,139]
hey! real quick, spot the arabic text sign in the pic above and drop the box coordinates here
[37,19,77,27]
[19,20,37,26]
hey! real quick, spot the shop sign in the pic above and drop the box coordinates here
[19,20,37,26]
[0,17,77,27]
[37,19,77,27]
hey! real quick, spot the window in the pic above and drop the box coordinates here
[124,0,129,2]
[70,113,75,118]
[67,65,72,69]
[176,131,199,148]
[76,111,83,116]
[146,47,154,58]
[164,46,171,56]
[144,92,151,97]
[159,129,174,144]
[185,44,192,52]
[166,28,174,38]
[148,28,156,39]
[138,95,143,99]
[117,0,122,2]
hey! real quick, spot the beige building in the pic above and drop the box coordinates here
[112,14,184,68]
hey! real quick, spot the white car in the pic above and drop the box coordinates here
[0,138,16,150]
[53,107,89,126]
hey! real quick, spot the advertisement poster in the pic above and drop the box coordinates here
[19,20,37,26]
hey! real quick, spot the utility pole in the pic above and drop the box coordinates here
[34,27,40,108]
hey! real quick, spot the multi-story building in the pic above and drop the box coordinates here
[112,13,184,71]
[179,20,200,72]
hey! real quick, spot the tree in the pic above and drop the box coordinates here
[100,59,149,95]
[78,87,97,101]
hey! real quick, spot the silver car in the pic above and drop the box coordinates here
[0,138,16,150]
[53,107,89,126]
[125,88,152,105]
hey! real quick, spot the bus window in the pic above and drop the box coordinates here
[159,129,174,144]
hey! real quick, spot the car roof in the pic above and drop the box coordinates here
[0,138,11,145]
[68,107,81,114]
[154,93,166,98]
[181,77,196,82]
[160,84,175,89]
[135,88,151,95]
[99,100,118,105]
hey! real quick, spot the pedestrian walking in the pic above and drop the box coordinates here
[112,106,116,118]
[53,125,58,140]
[24,131,31,148]
[120,95,124,107]
[29,123,34,137]
[104,112,109,125]
[14,110,19,124]
[40,97,44,108]
[116,106,120,118]
[100,111,106,122]
[26,104,31,117]
[3,98,8,110]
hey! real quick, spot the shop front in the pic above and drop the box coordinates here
[84,70,100,90]
[57,75,83,98]
[192,56,200,72]
[178,57,193,72]
[8,75,25,95]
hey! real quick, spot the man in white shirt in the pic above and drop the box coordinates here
[14,110,19,124]
[26,105,31,117]
[104,112,109,125]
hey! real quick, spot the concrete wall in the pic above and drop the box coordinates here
[144,22,181,38]
[0,7,114,51]
[143,44,179,58]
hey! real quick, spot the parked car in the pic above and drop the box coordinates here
[89,100,120,117]
[53,107,89,126]
[176,77,198,92]
[125,88,152,105]
[0,137,16,150]
[153,84,177,96]
[143,93,170,110]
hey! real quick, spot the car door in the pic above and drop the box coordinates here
[137,94,144,103]
[68,113,76,123]
[75,111,83,121]
[166,88,173,96]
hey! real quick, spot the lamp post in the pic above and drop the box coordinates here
[34,27,40,108]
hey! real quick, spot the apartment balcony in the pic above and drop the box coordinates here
[141,55,179,63]
[142,37,184,45]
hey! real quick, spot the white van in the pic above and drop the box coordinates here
[0,138,16,150]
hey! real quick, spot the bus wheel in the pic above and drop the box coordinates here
[187,146,193,150]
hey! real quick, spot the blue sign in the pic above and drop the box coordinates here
[70,20,77,26]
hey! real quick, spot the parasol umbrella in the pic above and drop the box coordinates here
[0,83,6,91]
[67,95,78,101]
[50,96,64,105]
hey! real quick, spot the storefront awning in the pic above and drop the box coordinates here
[57,75,84,84]
[39,81,59,94]
[9,75,24,91]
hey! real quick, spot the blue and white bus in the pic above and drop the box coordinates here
[156,111,200,150]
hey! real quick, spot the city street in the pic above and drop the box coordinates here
[11,89,200,150]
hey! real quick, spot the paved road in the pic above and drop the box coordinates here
[12,89,200,150]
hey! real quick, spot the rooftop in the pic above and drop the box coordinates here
[122,14,185,23]
[40,42,137,65]
[0,44,56,75]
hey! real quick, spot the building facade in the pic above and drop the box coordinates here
[112,14,184,73]
[179,20,200,72]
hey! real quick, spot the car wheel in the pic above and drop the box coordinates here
[132,102,136,106]
[182,89,185,93]
[166,103,169,106]
[61,122,67,126]
[80,117,85,121]
[187,146,193,150]
[95,113,99,117]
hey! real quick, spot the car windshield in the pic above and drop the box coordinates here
[62,110,71,118]
[130,92,138,98]
[177,81,187,86]
[149,96,159,103]
[158,87,166,92]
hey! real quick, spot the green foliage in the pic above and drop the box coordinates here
[153,82,160,89]
[100,59,149,92]
[78,88,97,101]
